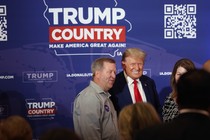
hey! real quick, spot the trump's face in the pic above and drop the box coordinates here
[122,56,144,80]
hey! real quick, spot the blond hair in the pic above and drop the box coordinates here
[118,102,161,140]
[0,115,33,140]
[121,48,146,62]
[203,59,210,73]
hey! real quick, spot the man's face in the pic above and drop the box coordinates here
[97,62,116,92]
[122,56,144,79]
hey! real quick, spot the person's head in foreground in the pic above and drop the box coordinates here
[176,69,210,111]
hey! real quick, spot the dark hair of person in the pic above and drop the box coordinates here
[170,58,195,99]
[176,69,210,110]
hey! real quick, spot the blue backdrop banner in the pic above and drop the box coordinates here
[0,0,209,139]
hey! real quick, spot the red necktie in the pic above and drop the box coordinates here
[133,80,142,102]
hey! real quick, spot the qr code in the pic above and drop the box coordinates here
[164,4,196,39]
[0,5,7,41]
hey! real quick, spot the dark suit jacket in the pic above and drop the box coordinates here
[109,71,162,117]
[134,112,210,140]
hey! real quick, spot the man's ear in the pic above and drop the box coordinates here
[122,61,126,69]
[95,70,100,78]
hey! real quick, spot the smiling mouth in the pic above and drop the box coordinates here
[132,71,139,74]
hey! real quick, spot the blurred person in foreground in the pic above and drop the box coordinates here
[109,48,162,117]
[0,115,33,140]
[203,59,210,73]
[73,57,119,140]
[39,127,81,140]
[118,102,161,140]
[134,69,210,140]
[162,58,195,122]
